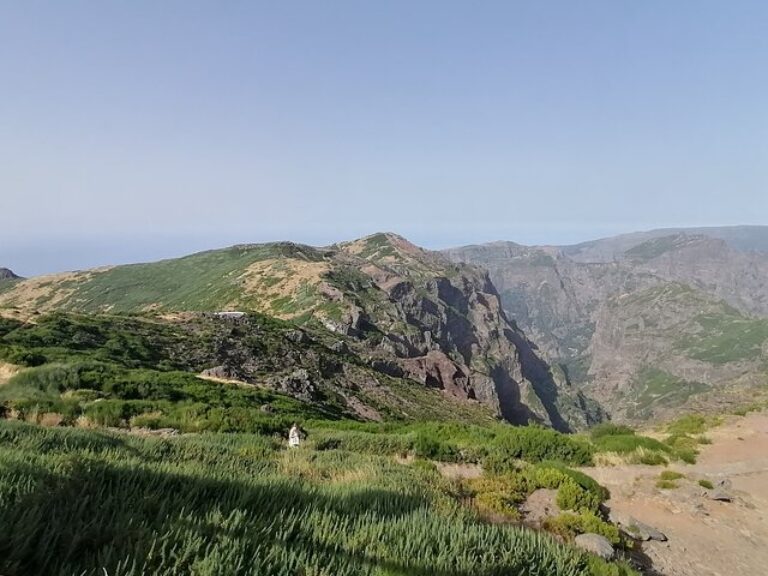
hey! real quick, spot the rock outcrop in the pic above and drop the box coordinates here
[574,533,614,559]
[0,268,19,281]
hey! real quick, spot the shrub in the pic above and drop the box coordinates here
[659,470,684,481]
[556,479,601,513]
[592,434,669,455]
[674,448,697,464]
[655,479,678,489]
[662,433,700,463]
[667,414,719,436]
[589,423,635,439]
[636,450,668,466]
[484,426,593,472]
[468,474,528,520]
[538,461,610,502]
[588,557,641,576]
[83,400,135,427]
[413,432,459,461]
[543,511,620,544]
[698,479,714,489]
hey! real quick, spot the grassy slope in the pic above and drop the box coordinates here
[61,244,304,312]
[598,283,768,418]
[675,309,768,364]
[626,367,710,420]
[0,421,639,576]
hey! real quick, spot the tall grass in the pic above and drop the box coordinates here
[0,421,600,576]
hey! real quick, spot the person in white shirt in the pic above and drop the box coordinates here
[289,423,301,448]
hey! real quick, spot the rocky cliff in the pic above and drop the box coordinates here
[445,228,768,422]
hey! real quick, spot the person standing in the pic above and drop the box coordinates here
[289,423,301,448]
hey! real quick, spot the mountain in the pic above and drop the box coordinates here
[444,227,768,422]
[0,233,602,430]
[0,268,20,281]
[562,225,768,263]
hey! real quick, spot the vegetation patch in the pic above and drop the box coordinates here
[627,367,710,416]
[0,420,635,576]
[675,310,768,365]
[543,511,621,544]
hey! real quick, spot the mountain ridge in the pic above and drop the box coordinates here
[0,233,603,430]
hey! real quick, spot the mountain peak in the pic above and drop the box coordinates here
[338,232,431,262]
[0,268,20,281]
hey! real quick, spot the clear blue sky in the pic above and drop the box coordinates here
[2,1,767,275]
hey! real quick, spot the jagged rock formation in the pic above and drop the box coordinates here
[0,233,603,430]
[445,227,768,422]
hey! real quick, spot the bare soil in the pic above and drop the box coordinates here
[0,361,20,385]
[587,411,768,576]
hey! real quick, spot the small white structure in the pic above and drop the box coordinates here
[213,311,246,320]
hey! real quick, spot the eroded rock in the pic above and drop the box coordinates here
[574,533,614,559]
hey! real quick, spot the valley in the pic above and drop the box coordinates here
[445,226,768,422]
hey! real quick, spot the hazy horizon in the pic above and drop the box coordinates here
[2,2,767,275]
[5,223,768,278]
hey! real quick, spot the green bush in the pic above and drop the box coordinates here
[413,432,459,461]
[484,426,593,472]
[556,479,601,513]
[589,423,635,439]
[667,414,719,436]
[468,474,528,519]
[659,470,684,481]
[538,461,610,502]
[698,479,714,489]
[637,451,668,466]
[543,511,620,544]
[587,557,640,576]
[592,434,669,455]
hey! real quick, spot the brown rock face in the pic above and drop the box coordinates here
[329,234,603,430]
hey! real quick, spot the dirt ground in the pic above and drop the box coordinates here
[0,361,20,385]
[586,411,768,576]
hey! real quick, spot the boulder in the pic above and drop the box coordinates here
[609,511,667,541]
[330,340,349,354]
[273,369,318,401]
[574,533,614,559]
[285,329,311,344]
[201,365,234,379]
[710,489,733,502]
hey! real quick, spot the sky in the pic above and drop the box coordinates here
[1,1,767,276]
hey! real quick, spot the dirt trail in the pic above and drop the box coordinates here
[587,411,768,576]
[0,361,20,385]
